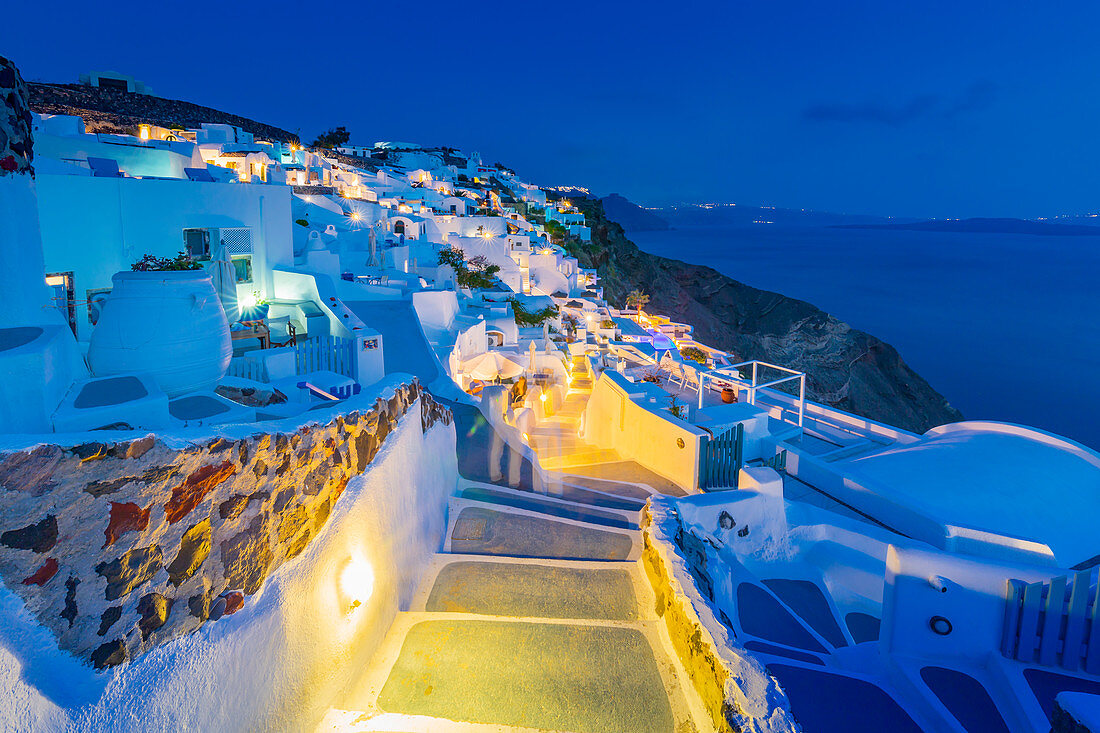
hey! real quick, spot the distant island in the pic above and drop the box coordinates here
[832,217,1100,236]
[600,193,669,231]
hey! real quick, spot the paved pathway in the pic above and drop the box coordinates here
[324,314,703,731]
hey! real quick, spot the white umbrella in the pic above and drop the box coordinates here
[209,241,239,324]
[464,351,526,381]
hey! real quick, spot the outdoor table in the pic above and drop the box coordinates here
[230,320,270,349]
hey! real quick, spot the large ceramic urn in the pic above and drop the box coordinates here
[88,271,232,397]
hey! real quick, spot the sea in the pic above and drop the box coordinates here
[630,221,1100,450]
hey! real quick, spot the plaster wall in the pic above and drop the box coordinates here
[36,176,293,342]
[583,371,705,490]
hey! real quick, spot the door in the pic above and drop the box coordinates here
[45,271,77,337]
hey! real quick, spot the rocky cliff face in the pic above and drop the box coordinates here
[27,82,298,143]
[569,197,962,434]
[0,380,451,669]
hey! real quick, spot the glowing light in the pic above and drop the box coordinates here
[482,231,492,239]
[239,292,257,309]
[350,212,361,221]
[339,555,374,612]
[138,124,150,141]
[522,432,530,442]
[539,392,548,402]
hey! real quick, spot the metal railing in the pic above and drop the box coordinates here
[697,360,806,427]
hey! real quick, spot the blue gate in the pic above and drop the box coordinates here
[699,423,743,490]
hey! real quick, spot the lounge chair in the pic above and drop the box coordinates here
[184,167,216,182]
[87,157,123,178]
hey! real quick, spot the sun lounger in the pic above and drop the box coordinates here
[87,157,123,177]
[185,167,216,182]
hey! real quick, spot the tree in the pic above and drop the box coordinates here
[626,289,650,312]
[309,126,351,150]
[544,220,566,244]
[511,299,559,327]
[437,247,500,289]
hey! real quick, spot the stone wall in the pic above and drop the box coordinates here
[0,379,450,670]
[1,56,35,176]
[642,499,798,733]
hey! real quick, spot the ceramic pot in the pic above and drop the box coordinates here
[88,271,231,397]
[722,387,737,404]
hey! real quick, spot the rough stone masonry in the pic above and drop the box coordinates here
[0,380,451,669]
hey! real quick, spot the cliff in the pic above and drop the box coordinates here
[600,193,669,231]
[27,82,299,143]
[566,196,963,434]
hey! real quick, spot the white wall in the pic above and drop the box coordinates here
[0,385,458,731]
[583,371,706,490]
[36,176,293,341]
[35,134,201,179]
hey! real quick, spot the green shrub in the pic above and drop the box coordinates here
[295,218,309,227]
[512,299,559,326]
[680,346,707,364]
[131,251,203,271]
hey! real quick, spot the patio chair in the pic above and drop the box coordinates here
[87,157,124,178]
[267,316,298,347]
[184,167,216,182]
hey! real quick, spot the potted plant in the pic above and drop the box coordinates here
[87,253,232,397]
[241,290,270,321]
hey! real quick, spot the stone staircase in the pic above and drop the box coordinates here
[528,357,621,472]
[325,470,705,732]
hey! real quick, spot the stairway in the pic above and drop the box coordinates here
[326,471,705,732]
[528,357,621,471]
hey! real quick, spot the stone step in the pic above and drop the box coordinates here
[538,447,621,471]
[445,502,637,561]
[457,486,639,528]
[320,708,548,732]
[420,557,645,620]
[366,616,677,733]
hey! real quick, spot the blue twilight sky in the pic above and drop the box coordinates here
[5,1,1100,217]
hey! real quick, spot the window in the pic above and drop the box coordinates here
[394,220,405,235]
[232,255,253,284]
[183,228,210,259]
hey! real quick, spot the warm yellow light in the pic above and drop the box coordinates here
[539,392,548,402]
[522,432,530,442]
[350,212,361,221]
[138,124,150,141]
[482,231,492,239]
[339,555,374,612]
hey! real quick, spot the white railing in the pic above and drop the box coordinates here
[295,336,356,379]
[697,360,806,427]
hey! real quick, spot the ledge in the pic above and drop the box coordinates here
[641,498,798,733]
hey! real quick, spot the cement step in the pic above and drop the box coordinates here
[458,486,639,528]
[463,478,646,511]
[537,447,621,471]
[366,616,677,733]
[420,557,645,620]
[445,501,637,561]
